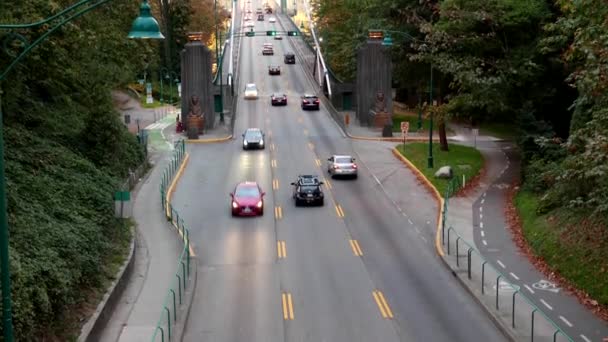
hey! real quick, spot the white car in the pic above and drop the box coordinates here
[244,83,259,99]
[327,155,358,179]
[269,17,276,23]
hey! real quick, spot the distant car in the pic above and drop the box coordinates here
[269,17,276,23]
[263,47,274,55]
[258,14,264,21]
[301,94,320,110]
[271,93,287,106]
[242,128,265,150]
[230,182,265,216]
[284,53,296,64]
[291,175,324,206]
[268,65,281,75]
[244,83,258,99]
[256,8,263,14]
[274,35,283,40]
[266,8,273,14]
[327,155,358,178]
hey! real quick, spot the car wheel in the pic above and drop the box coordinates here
[353,174,358,179]
[295,198,300,207]
[259,207,264,216]
[318,198,324,206]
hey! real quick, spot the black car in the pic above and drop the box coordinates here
[284,53,296,64]
[258,14,264,21]
[301,94,320,110]
[268,65,281,75]
[291,175,324,206]
[271,93,287,106]
[242,128,265,150]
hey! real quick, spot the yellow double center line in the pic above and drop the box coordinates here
[274,206,283,219]
[335,204,345,218]
[271,159,277,168]
[277,240,287,259]
[349,239,363,256]
[282,292,295,320]
[315,158,321,166]
[372,290,394,319]
[272,179,279,190]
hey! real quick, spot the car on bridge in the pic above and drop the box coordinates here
[301,94,320,110]
[262,43,274,55]
[230,182,265,216]
[327,155,358,179]
[291,175,324,206]
[271,93,287,106]
[268,65,281,75]
[242,128,265,150]
[284,53,296,64]
[257,14,264,21]
[244,83,258,99]
[269,17,276,23]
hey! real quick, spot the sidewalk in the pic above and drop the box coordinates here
[440,128,608,341]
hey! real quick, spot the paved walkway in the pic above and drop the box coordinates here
[441,125,608,341]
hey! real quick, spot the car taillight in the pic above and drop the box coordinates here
[333,165,340,169]
[352,164,358,169]
[256,201,263,208]
[314,100,320,104]
[302,100,307,103]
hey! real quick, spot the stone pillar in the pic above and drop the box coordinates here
[181,38,215,131]
[355,40,393,126]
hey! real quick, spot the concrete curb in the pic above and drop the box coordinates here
[349,134,441,142]
[78,233,136,342]
[186,134,233,144]
[390,147,517,341]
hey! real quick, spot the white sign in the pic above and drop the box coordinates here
[400,121,410,134]
[146,82,153,104]
[532,280,560,293]
[493,280,520,292]
[177,83,182,97]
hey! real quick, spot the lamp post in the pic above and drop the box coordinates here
[214,0,225,123]
[159,67,167,104]
[379,29,434,167]
[165,70,178,105]
[0,1,163,340]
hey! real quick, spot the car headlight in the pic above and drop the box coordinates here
[256,201,263,208]
[259,139,264,146]
[243,140,248,146]
[232,201,238,208]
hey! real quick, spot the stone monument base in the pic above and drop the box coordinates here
[371,110,391,128]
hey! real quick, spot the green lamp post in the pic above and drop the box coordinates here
[428,66,434,169]
[165,70,178,105]
[0,1,163,340]
[214,0,225,123]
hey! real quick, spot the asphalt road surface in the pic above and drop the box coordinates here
[171,2,508,341]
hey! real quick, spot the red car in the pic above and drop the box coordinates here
[230,182,265,216]
[271,93,287,106]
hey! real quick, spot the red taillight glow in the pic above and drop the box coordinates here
[353,164,358,169]
[314,100,320,104]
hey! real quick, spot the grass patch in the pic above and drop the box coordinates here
[392,113,435,133]
[515,190,608,306]
[396,142,484,196]
[479,122,517,140]
[140,98,164,108]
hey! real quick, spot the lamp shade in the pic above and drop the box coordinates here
[382,36,393,46]
[128,0,165,39]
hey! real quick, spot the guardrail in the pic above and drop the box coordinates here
[440,179,573,341]
[151,140,193,342]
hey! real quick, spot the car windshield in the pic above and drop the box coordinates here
[300,186,318,192]
[246,85,256,91]
[245,131,262,139]
[235,186,259,197]
[335,157,353,164]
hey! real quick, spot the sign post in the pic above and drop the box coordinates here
[400,121,410,148]
[146,82,153,104]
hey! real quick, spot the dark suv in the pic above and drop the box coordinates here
[291,175,324,206]
[284,53,296,64]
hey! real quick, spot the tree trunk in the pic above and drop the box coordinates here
[439,121,449,151]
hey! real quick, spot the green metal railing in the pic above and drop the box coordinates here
[152,140,192,342]
[441,179,573,341]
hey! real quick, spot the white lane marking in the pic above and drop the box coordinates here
[481,198,485,204]
[540,299,553,311]
[483,192,487,197]
[480,231,485,237]
[414,227,421,233]
[524,284,535,294]
[496,260,505,268]
[480,213,483,220]
[580,334,591,342]
[510,272,520,280]
[408,219,413,225]
[482,240,488,246]
[479,207,483,213]
[420,236,428,243]
[479,222,484,229]
[559,315,573,327]
[372,175,382,186]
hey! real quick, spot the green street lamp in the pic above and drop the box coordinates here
[159,67,166,104]
[0,1,163,340]
[164,70,178,105]
[374,28,434,168]
[214,0,225,123]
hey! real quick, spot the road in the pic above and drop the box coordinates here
[171,1,507,340]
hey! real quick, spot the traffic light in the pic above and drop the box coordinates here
[266,30,276,36]
[246,31,255,37]
[287,31,298,36]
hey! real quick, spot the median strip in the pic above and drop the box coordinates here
[315,158,321,166]
[282,292,295,320]
[372,290,394,319]
[271,159,277,168]
[273,179,279,190]
[335,204,345,218]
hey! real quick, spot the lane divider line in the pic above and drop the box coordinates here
[372,290,394,319]
[297,117,303,123]
[349,239,363,256]
[315,158,321,166]
[303,129,309,136]
[271,159,277,168]
[324,179,332,189]
[273,179,279,190]
[308,142,314,150]
[277,240,287,259]
[274,206,283,220]
[282,292,294,320]
[270,143,275,151]
[335,204,345,218]
[165,153,196,257]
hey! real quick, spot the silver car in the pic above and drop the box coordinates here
[242,128,265,150]
[327,155,358,178]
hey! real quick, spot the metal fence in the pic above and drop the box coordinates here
[151,140,193,342]
[441,179,573,342]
